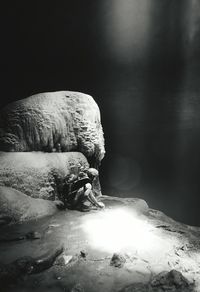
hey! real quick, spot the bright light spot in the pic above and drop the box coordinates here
[82,208,163,254]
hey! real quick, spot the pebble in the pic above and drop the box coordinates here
[110,253,126,268]
[71,283,84,292]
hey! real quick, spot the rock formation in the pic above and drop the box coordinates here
[0,186,58,223]
[0,91,105,221]
[0,91,105,167]
[0,151,89,200]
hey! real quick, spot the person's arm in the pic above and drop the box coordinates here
[84,183,92,197]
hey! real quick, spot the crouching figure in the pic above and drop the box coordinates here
[65,168,105,211]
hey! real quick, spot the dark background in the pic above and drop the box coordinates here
[1,0,200,226]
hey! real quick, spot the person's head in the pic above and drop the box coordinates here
[87,168,99,180]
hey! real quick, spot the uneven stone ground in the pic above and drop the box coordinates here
[0,196,200,292]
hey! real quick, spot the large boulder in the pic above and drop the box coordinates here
[0,152,90,200]
[0,186,58,223]
[0,91,105,167]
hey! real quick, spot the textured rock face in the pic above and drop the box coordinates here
[0,91,105,167]
[0,152,89,200]
[0,186,57,222]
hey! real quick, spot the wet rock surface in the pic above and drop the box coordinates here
[110,253,126,268]
[0,245,64,287]
[0,231,42,242]
[120,270,194,291]
[150,269,194,291]
[120,271,194,291]
[0,196,199,292]
[0,186,58,223]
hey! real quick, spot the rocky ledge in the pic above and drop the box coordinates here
[0,196,199,292]
[0,91,105,167]
[0,151,90,200]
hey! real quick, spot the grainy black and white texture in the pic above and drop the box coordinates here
[0,91,105,221]
[0,91,105,167]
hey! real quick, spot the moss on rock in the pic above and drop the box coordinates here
[0,152,89,200]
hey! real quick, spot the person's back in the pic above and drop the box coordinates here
[64,168,104,211]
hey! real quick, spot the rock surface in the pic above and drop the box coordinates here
[0,196,199,292]
[110,253,126,268]
[0,151,89,200]
[120,270,194,291]
[0,186,58,223]
[0,245,64,287]
[0,91,105,167]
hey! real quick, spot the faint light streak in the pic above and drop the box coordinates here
[185,0,200,42]
[103,0,150,62]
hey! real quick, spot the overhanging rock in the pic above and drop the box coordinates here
[0,91,105,167]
